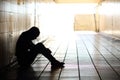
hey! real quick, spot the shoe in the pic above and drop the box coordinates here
[51,61,65,68]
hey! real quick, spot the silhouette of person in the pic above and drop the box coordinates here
[15,26,64,68]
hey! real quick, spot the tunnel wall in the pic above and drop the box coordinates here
[97,0,120,38]
[0,0,35,68]
[74,14,96,31]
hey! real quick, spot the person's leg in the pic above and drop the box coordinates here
[35,43,64,67]
[35,43,56,62]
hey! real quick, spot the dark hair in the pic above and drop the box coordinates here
[29,26,40,34]
[27,26,40,39]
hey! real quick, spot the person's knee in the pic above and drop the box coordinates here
[34,43,46,52]
[36,43,45,48]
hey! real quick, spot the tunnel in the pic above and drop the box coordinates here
[0,0,120,80]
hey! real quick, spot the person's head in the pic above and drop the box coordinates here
[27,26,40,40]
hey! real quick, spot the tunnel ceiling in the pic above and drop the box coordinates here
[54,0,101,3]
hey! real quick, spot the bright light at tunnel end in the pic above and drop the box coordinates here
[36,2,97,39]
[33,1,120,41]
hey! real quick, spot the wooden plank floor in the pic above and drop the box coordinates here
[1,31,120,80]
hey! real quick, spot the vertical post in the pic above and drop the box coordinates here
[94,14,98,32]
[34,0,36,26]
[94,4,100,32]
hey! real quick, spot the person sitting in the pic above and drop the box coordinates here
[15,26,64,69]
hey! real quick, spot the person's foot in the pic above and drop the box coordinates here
[51,61,65,68]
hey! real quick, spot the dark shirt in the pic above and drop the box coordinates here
[15,32,35,58]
